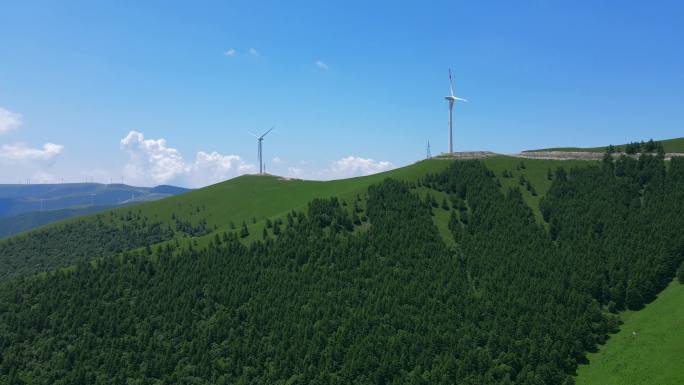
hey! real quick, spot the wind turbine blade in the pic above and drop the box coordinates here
[260,125,276,138]
[248,132,259,138]
[455,97,468,102]
[448,68,455,97]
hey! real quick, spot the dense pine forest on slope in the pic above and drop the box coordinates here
[0,210,180,281]
[1,154,683,384]
[541,155,684,310]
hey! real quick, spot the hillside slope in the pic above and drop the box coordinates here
[0,156,599,281]
[1,157,682,384]
[0,155,683,384]
[0,159,451,281]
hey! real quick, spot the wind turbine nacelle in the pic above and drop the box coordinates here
[445,96,468,102]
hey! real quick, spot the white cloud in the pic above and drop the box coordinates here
[121,131,185,184]
[284,156,394,180]
[0,107,22,134]
[120,130,254,187]
[248,48,259,56]
[287,167,304,178]
[0,142,64,161]
[272,156,283,164]
[223,48,236,57]
[325,156,393,179]
[187,151,255,186]
[315,60,329,70]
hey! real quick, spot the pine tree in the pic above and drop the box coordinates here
[352,211,361,225]
[625,281,644,310]
[240,222,249,238]
[441,198,449,210]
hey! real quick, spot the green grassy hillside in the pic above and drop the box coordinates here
[1,155,683,384]
[0,156,597,246]
[0,155,598,281]
[0,159,454,280]
[528,137,684,153]
[119,158,452,235]
[576,280,684,385]
[0,156,603,281]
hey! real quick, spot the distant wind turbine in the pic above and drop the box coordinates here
[445,69,467,153]
[250,125,276,174]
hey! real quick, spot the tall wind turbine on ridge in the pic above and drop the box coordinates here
[444,69,467,153]
[251,125,276,174]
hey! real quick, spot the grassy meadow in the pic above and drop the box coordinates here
[576,280,684,385]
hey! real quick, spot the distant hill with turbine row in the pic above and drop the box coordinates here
[0,183,190,238]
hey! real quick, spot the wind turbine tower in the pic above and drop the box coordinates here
[444,69,468,153]
[252,126,276,174]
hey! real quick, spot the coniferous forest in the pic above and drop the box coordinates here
[0,155,683,384]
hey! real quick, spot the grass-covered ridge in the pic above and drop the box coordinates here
[528,137,684,153]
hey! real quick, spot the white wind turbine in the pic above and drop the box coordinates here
[444,69,467,153]
[250,125,276,174]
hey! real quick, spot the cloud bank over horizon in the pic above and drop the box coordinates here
[0,142,64,161]
[0,106,66,183]
[120,130,395,186]
[120,130,256,188]
[284,156,393,180]
[0,106,395,187]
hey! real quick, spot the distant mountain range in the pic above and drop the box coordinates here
[0,183,190,238]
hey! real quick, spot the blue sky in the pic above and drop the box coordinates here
[1,1,683,187]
